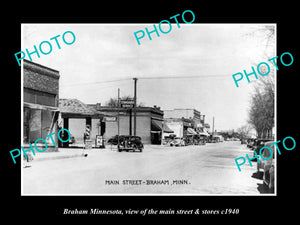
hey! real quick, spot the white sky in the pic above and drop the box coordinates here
[22,23,275,131]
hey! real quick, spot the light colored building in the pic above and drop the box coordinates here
[89,104,166,144]
[163,108,205,129]
[59,98,100,147]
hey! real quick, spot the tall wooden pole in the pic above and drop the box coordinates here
[133,78,138,136]
[212,116,215,135]
[117,88,120,149]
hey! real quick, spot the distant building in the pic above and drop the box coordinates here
[163,108,208,138]
[23,60,60,151]
[163,108,206,128]
[89,104,166,144]
[163,118,193,138]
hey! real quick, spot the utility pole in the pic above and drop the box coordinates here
[117,88,120,150]
[212,116,215,135]
[133,78,138,136]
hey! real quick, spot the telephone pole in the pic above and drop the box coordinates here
[133,78,138,136]
[212,116,215,135]
[117,88,120,149]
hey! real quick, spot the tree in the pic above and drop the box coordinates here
[237,125,252,139]
[247,25,275,139]
[105,95,145,107]
[248,85,274,138]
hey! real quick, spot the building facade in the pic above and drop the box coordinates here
[58,99,165,146]
[163,108,209,139]
[88,104,165,144]
[59,99,102,147]
[163,118,193,138]
[23,59,60,151]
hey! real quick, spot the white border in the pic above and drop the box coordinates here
[20,23,277,196]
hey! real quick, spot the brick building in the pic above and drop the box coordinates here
[58,99,165,146]
[23,59,60,151]
[88,104,165,144]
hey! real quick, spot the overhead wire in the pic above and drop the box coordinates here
[60,74,228,87]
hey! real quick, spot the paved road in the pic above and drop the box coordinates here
[23,141,263,195]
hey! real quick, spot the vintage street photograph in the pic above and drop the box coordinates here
[21,23,276,195]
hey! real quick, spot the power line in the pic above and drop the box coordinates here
[139,75,227,80]
[60,74,228,87]
[60,77,131,87]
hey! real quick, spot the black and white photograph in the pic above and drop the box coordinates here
[3,3,299,221]
[20,23,277,195]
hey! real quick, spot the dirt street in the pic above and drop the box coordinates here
[23,141,265,195]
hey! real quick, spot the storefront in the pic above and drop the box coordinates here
[88,103,164,144]
[59,98,102,148]
[23,60,60,151]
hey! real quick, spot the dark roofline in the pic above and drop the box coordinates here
[87,104,164,115]
[23,59,60,79]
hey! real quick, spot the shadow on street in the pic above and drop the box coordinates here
[257,183,274,194]
[251,171,263,180]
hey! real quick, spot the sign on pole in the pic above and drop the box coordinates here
[120,99,135,108]
[103,116,117,122]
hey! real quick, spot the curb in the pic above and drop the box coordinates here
[33,153,85,162]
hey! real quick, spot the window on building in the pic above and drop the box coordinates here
[23,107,56,144]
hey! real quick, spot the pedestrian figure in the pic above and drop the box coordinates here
[23,151,33,168]
[82,125,90,157]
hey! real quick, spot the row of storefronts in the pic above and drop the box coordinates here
[23,60,210,149]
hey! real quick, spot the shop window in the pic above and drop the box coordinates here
[23,107,30,143]
[28,108,42,143]
[23,107,56,144]
[42,110,55,139]
[24,88,56,107]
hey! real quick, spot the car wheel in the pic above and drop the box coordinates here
[131,144,137,151]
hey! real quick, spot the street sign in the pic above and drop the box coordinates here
[103,116,117,122]
[120,99,135,108]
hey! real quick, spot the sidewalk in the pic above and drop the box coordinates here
[30,144,190,162]
[31,147,110,162]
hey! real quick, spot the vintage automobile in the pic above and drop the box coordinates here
[170,137,186,147]
[241,138,247,144]
[107,135,121,145]
[247,138,255,148]
[257,141,275,192]
[118,135,144,152]
[254,139,273,156]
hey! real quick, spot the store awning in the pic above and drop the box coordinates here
[151,120,174,133]
[163,124,174,133]
[187,128,197,135]
[24,102,59,111]
[198,131,209,136]
[151,120,162,131]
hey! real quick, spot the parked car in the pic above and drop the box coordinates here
[257,141,275,192]
[250,139,259,150]
[170,137,186,147]
[247,138,255,148]
[118,135,144,152]
[254,139,273,156]
[241,138,247,144]
[108,135,125,145]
